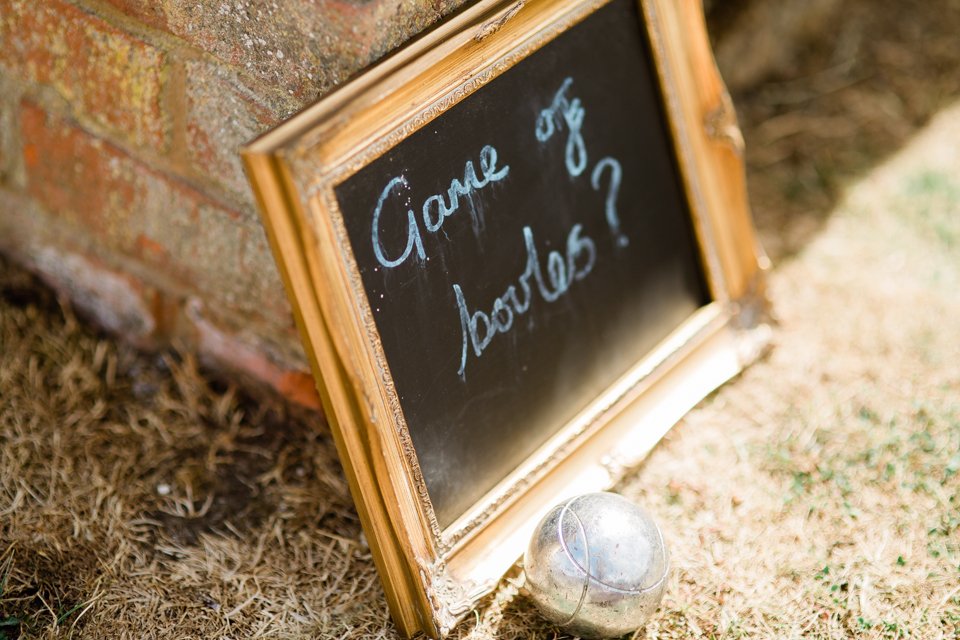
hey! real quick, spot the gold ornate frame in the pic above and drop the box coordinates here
[243,0,769,637]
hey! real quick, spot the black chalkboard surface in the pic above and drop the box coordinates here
[334,0,708,528]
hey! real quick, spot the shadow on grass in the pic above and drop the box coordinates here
[710,0,960,261]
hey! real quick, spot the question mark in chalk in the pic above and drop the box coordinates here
[591,157,629,249]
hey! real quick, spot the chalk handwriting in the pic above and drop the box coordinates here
[448,76,635,377]
[367,76,633,379]
[537,78,629,248]
[591,157,628,248]
[535,77,587,178]
[371,145,510,269]
[455,224,596,377]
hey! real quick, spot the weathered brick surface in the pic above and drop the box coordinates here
[238,219,296,322]
[101,0,167,29]
[0,77,16,186]
[0,189,161,345]
[21,103,135,239]
[19,102,274,314]
[185,60,286,197]
[33,246,161,343]
[0,0,499,407]
[104,0,469,103]
[0,0,168,151]
[186,298,321,409]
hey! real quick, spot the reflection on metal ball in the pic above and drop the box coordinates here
[523,492,669,638]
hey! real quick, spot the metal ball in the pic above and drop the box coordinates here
[523,492,669,638]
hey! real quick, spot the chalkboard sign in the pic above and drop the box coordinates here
[244,0,769,637]
[334,0,707,527]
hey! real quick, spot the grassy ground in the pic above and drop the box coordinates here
[3,2,960,638]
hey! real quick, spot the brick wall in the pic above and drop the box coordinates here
[0,0,829,408]
[0,0,468,407]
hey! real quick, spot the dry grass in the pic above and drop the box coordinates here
[734,0,960,260]
[3,1,960,638]
[618,115,960,639]
[0,268,385,639]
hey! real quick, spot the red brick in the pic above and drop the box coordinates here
[20,103,138,238]
[0,0,167,150]
[185,298,321,410]
[1,186,308,393]
[238,222,294,321]
[0,82,15,184]
[20,102,249,302]
[101,0,168,30]
[0,191,160,344]
[185,61,282,197]
[31,246,160,346]
[277,371,322,411]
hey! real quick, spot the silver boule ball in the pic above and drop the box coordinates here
[523,492,669,638]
